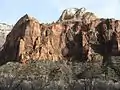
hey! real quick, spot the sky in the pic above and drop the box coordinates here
[0,0,120,24]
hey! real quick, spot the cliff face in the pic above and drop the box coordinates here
[0,14,89,64]
[0,8,120,65]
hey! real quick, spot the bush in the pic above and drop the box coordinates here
[0,59,120,90]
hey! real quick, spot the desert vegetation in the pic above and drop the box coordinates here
[0,57,120,90]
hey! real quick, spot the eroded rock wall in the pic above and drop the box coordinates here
[0,8,120,65]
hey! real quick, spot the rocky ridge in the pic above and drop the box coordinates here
[0,13,96,64]
[0,23,12,47]
[0,8,120,65]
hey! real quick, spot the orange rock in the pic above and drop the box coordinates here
[0,10,120,65]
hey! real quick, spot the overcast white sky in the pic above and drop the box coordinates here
[0,0,120,24]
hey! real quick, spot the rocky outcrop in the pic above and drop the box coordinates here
[0,23,12,48]
[0,8,120,66]
[57,7,97,24]
[0,13,91,64]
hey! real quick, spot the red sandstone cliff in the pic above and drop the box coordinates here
[0,8,120,65]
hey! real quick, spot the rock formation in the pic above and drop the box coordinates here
[0,23,12,48]
[57,7,97,23]
[0,13,91,64]
[0,8,120,66]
